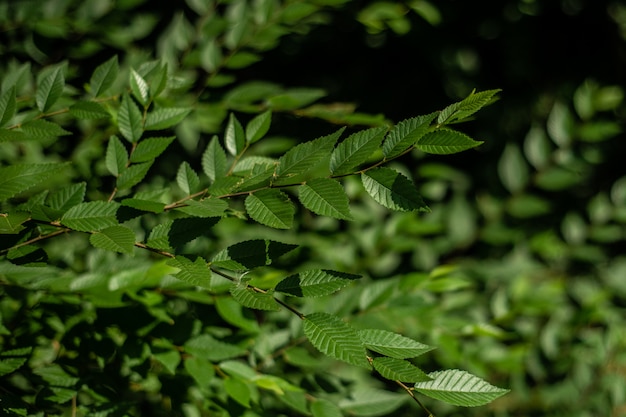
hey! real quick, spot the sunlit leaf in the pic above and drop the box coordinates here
[230,285,281,311]
[416,129,482,155]
[437,89,500,125]
[36,66,64,112]
[225,113,245,156]
[245,189,294,229]
[358,329,434,359]
[118,93,143,142]
[130,68,150,106]
[361,167,428,212]
[176,161,200,194]
[330,126,386,175]
[298,178,353,220]
[246,110,272,143]
[166,255,211,288]
[145,107,191,130]
[383,113,437,158]
[89,225,135,254]
[372,357,431,383]
[105,135,128,177]
[90,55,118,97]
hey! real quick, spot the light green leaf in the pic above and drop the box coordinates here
[36,66,64,112]
[225,113,245,156]
[185,356,215,387]
[0,86,16,127]
[330,126,387,175]
[275,269,361,297]
[175,198,228,218]
[416,129,482,155]
[361,167,429,212]
[230,285,281,311]
[89,226,135,254]
[311,399,343,417]
[90,55,118,97]
[224,377,252,407]
[47,182,86,211]
[184,334,246,361]
[153,350,180,375]
[358,329,434,359]
[130,68,150,106]
[211,239,298,271]
[274,127,344,185]
[414,369,510,407]
[383,113,437,158]
[61,201,119,232]
[245,189,294,229]
[20,120,71,138]
[339,388,406,417]
[130,136,175,163]
[299,178,353,220]
[118,92,143,143]
[225,51,261,69]
[437,89,501,125]
[202,135,227,183]
[176,161,200,194]
[0,356,28,376]
[200,38,222,72]
[245,110,272,143]
[0,212,31,234]
[145,107,191,130]
[0,163,68,202]
[166,255,211,288]
[116,161,152,190]
[372,357,431,383]
[69,100,111,119]
[498,143,529,193]
[105,135,128,176]
[215,296,259,332]
[303,312,369,368]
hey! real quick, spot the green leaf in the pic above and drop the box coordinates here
[116,161,152,190]
[267,87,326,110]
[275,269,361,297]
[225,113,245,156]
[90,55,118,97]
[47,182,86,211]
[413,369,510,407]
[130,68,150,106]
[61,201,119,232]
[245,189,294,229]
[121,198,165,213]
[145,107,191,130]
[339,388,406,417]
[20,120,71,138]
[372,357,431,383]
[146,217,219,252]
[245,110,272,143]
[0,356,28,376]
[0,212,31,234]
[69,100,110,119]
[298,178,353,220]
[361,167,428,212]
[36,66,64,112]
[358,329,434,359]
[274,127,344,185]
[303,312,369,368]
[0,86,16,127]
[330,126,387,175]
[166,255,211,288]
[234,163,275,192]
[383,113,437,158]
[130,136,175,163]
[215,296,259,332]
[202,135,227,183]
[230,285,281,311]
[211,239,298,271]
[311,399,343,417]
[176,162,200,194]
[0,128,25,142]
[438,89,501,125]
[153,350,180,375]
[175,198,228,218]
[185,356,215,387]
[498,143,529,193]
[89,226,135,254]
[416,128,483,155]
[184,334,246,361]
[105,135,128,176]
[0,163,68,202]
[118,93,143,143]
[224,377,252,407]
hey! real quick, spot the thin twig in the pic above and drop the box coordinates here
[0,228,70,255]
[396,381,434,417]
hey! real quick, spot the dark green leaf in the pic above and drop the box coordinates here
[20,120,71,138]
[245,110,272,143]
[130,136,175,163]
[116,161,152,190]
[121,198,165,213]
[166,255,211,288]
[361,167,429,212]
[61,201,120,232]
[330,126,387,175]
[89,226,135,254]
[0,212,31,234]
[275,269,361,297]
[225,113,245,156]
[175,198,228,218]
[372,357,431,383]
[176,161,200,194]
[211,239,298,271]
[118,93,143,143]
[234,163,275,192]
[230,285,281,311]
[90,55,118,97]
[0,163,68,202]
[106,135,128,176]
[298,178,353,220]
[0,86,16,127]
[267,88,326,111]
[358,329,434,359]
[47,182,86,211]
[416,129,483,155]
[202,136,227,183]
[69,101,110,119]
[36,66,64,112]
[245,189,294,229]
[437,89,501,125]
[146,217,219,251]
[145,107,191,130]
[383,113,437,158]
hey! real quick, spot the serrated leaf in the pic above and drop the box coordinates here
[361,167,428,212]
[106,135,128,176]
[121,198,165,213]
[358,329,434,359]
[211,239,298,271]
[330,126,387,175]
[0,212,31,234]
[90,55,118,97]
[299,178,353,220]
[267,88,326,111]
[225,113,245,155]
[69,100,110,119]
[202,136,227,183]
[146,217,219,252]
[0,86,16,127]
[234,163,275,192]
[438,89,501,125]
[166,255,211,288]
[0,163,68,201]
[383,113,437,158]
[47,182,86,211]
[275,269,361,297]
[0,357,28,376]
[176,161,200,194]
[416,129,483,155]
[145,107,191,131]
[20,120,71,138]
[230,285,280,311]
[245,189,294,229]
[274,127,344,185]
[175,198,228,218]
[61,201,119,232]
[245,110,271,144]
[118,93,143,143]
[116,161,152,190]
[372,357,431,383]
[304,312,369,368]
[339,388,406,417]
[130,136,175,163]
[184,334,246,361]
[414,369,510,407]
[0,128,25,142]
[130,68,150,106]
[89,226,135,254]
[36,66,64,112]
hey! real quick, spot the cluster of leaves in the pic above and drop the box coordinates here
[0,29,508,414]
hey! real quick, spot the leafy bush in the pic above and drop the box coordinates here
[0,1,510,416]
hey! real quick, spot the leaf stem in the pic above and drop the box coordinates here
[0,228,70,255]
[396,381,434,417]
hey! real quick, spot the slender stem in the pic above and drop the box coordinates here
[0,228,70,255]
[164,190,208,210]
[396,381,434,417]
[133,242,175,258]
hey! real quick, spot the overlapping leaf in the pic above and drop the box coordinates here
[61,201,119,232]
[211,239,298,271]
[176,162,200,194]
[118,93,143,142]
[230,285,280,311]
[372,357,431,383]
[298,178,353,220]
[358,329,434,359]
[175,198,228,218]
[20,120,71,138]
[0,163,68,201]
[437,89,501,125]
[146,217,219,251]
[106,136,128,176]
[166,255,212,288]
[116,162,152,190]
[361,167,429,212]
[89,226,135,254]
[330,126,386,175]
[47,182,86,211]
[145,107,191,131]
[416,129,483,155]
[275,269,361,297]
[245,189,294,229]
[383,113,437,158]
[90,55,118,97]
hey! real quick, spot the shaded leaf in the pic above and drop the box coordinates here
[234,163,275,192]
[121,198,165,213]
[330,126,387,175]
[202,135,227,183]
[383,113,437,158]
[245,189,294,229]
[372,357,431,383]
[130,136,175,163]
[267,88,326,111]
[230,285,281,311]
[275,269,361,297]
[311,399,343,417]
[358,329,434,359]
[0,163,68,202]
[361,167,428,212]
[0,86,16,127]
[299,178,353,220]
[498,143,529,193]
[145,107,191,130]
[166,255,211,288]
[89,226,135,254]
[20,120,71,138]
[118,93,143,142]
[90,55,118,97]
[176,161,200,194]
[61,201,119,232]
[339,388,406,417]
[36,66,64,112]
[69,100,110,119]
[211,239,298,271]
[185,356,214,387]
[105,135,128,176]
[147,217,219,252]
[416,129,482,155]
[245,110,272,143]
